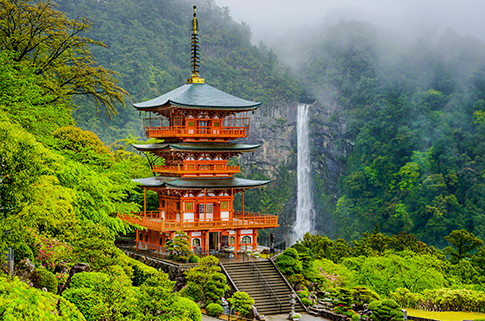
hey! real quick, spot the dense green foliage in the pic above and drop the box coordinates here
[227,291,255,317]
[51,0,302,144]
[0,276,86,320]
[303,20,485,245]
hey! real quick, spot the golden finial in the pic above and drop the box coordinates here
[187,5,204,84]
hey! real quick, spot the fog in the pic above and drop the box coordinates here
[214,0,485,68]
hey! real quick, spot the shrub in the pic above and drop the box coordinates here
[288,274,310,289]
[69,272,109,289]
[276,248,302,276]
[14,242,34,263]
[205,273,230,305]
[180,283,203,302]
[301,297,312,306]
[32,268,59,294]
[165,231,192,262]
[206,303,224,317]
[351,286,380,310]
[121,256,158,286]
[178,297,202,321]
[189,255,200,263]
[228,292,255,317]
[62,287,102,321]
[352,313,361,321]
[368,299,404,321]
[292,313,302,319]
[0,276,85,320]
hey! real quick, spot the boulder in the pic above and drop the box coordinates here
[54,261,69,275]
[14,258,36,285]
[60,262,91,293]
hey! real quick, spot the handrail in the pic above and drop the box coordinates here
[153,164,240,174]
[119,212,279,231]
[219,261,240,292]
[145,125,248,139]
[249,258,282,314]
[269,257,310,314]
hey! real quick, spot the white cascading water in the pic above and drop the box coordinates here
[292,104,314,244]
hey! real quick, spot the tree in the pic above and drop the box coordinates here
[443,229,484,263]
[0,0,127,117]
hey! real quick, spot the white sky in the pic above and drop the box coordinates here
[213,0,485,44]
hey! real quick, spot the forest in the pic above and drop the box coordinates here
[2,0,485,319]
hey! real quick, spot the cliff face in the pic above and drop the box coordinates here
[239,101,350,241]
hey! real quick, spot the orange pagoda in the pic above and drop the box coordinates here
[119,6,278,255]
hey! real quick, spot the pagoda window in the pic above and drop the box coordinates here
[145,234,148,242]
[159,238,163,246]
[161,200,165,207]
[221,201,228,210]
[229,236,235,245]
[185,202,193,211]
[192,238,201,247]
[176,202,180,210]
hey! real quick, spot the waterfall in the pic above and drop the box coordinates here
[292,104,314,244]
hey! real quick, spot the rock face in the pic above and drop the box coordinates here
[239,100,348,239]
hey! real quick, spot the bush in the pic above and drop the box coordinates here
[180,283,203,302]
[368,299,404,321]
[276,248,302,276]
[69,271,109,289]
[62,287,102,321]
[301,297,312,306]
[32,268,58,294]
[228,292,255,317]
[288,274,310,289]
[206,303,224,317]
[205,273,230,305]
[0,276,85,320]
[352,314,361,321]
[14,242,34,263]
[189,255,200,263]
[120,255,158,286]
[179,297,202,321]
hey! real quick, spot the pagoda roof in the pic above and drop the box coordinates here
[133,177,269,189]
[132,142,260,153]
[133,83,261,111]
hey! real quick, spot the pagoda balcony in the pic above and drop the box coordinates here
[144,125,248,141]
[152,164,240,176]
[118,210,278,232]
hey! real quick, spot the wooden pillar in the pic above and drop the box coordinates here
[136,229,139,252]
[205,230,210,255]
[143,187,147,217]
[234,229,239,256]
[253,230,258,251]
[203,188,207,222]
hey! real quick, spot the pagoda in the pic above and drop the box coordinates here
[119,6,278,255]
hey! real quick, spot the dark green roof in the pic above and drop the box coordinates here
[133,177,269,189]
[133,83,261,111]
[132,142,261,153]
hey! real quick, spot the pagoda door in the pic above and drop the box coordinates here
[186,119,195,135]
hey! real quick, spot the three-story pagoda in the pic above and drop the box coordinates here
[119,6,278,254]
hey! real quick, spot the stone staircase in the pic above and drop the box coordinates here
[221,259,306,316]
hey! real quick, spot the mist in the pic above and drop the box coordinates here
[214,0,485,69]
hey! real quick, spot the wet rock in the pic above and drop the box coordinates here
[54,261,69,275]
[60,263,91,294]
[14,258,36,285]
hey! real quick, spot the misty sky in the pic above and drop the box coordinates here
[214,0,485,44]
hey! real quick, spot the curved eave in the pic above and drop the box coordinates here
[132,83,261,111]
[132,143,261,153]
[132,177,270,190]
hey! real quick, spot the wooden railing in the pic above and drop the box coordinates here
[118,211,278,232]
[152,164,240,175]
[144,125,248,139]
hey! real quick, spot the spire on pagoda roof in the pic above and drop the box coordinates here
[187,6,204,84]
